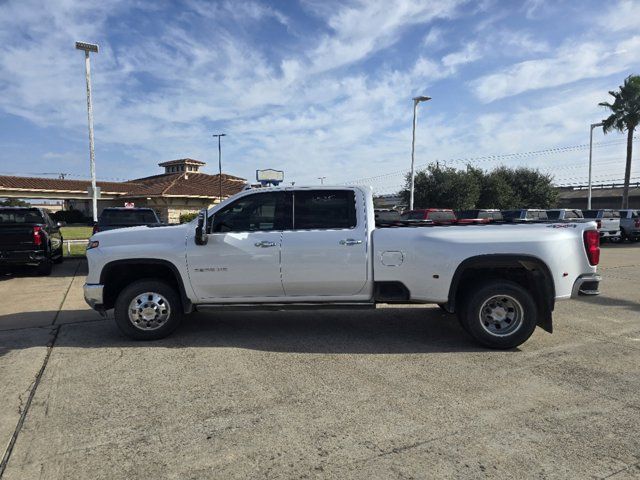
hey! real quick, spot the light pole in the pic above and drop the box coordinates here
[588,122,603,209]
[75,41,99,222]
[409,95,431,210]
[212,133,226,201]
[318,176,326,185]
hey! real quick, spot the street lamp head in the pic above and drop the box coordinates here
[75,41,98,53]
[212,133,226,137]
[413,95,431,103]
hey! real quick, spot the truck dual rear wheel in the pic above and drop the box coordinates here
[458,280,537,349]
[114,280,183,340]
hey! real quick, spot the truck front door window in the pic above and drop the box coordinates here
[211,192,291,233]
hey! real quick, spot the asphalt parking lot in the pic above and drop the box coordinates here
[0,244,639,479]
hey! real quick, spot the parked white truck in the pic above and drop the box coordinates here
[84,186,601,349]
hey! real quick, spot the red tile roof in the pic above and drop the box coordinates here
[0,175,131,194]
[0,172,247,199]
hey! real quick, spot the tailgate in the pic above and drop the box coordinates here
[601,217,620,231]
[0,225,36,251]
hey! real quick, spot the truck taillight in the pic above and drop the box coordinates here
[635,219,640,228]
[583,230,600,266]
[32,226,43,246]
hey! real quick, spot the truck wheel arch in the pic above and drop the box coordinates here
[99,259,193,313]
[446,254,555,333]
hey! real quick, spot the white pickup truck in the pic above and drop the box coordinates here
[84,186,601,349]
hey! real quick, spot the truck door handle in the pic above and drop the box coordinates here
[339,238,363,246]
[255,241,277,248]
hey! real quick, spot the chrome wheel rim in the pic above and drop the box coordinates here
[479,294,523,337]
[128,292,171,331]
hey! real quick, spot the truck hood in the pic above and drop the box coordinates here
[91,223,190,246]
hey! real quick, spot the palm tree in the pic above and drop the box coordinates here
[599,74,640,209]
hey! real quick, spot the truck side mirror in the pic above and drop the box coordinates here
[195,208,209,246]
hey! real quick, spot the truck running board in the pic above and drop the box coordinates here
[196,303,375,312]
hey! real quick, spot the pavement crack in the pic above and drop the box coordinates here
[601,461,640,479]
[0,325,61,478]
[375,431,460,458]
[51,259,82,326]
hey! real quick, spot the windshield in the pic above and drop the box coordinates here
[401,211,426,220]
[428,211,456,221]
[99,209,159,225]
[0,208,44,224]
[502,210,521,220]
[457,210,479,219]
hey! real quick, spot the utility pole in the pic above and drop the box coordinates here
[588,122,603,209]
[212,133,226,201]
[75,41,99,222]
[409,95,431,210]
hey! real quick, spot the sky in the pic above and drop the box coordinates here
[0,0,639,193]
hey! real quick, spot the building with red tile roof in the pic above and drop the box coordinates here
[0,159,247,223]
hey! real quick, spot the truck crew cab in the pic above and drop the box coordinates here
[84,186,601,349]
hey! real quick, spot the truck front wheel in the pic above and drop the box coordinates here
[458,280,537,349]
[114,280,183,340]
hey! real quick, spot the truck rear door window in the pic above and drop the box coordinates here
[294,190,356,230]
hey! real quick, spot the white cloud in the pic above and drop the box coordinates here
[442,42,482,69]
[598,0,640,32]
[471,36,640,103]
[0,0,637,190]
[303,0,466,73]
[422,27,445,48]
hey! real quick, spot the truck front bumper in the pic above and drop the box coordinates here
[84,283,105,311]
[571,274,601,297]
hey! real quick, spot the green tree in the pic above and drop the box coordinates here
[401,164,557,210]
[477,167,518,209]
[400,163,481,210]
[0,198,29,207]
[599,74,640,209]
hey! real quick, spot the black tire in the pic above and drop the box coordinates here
[457,280,537,349]
[36,260,52,276]
[114,279,183,340]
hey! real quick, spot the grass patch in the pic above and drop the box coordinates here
[61,225,92,240]
[63,242,87,257]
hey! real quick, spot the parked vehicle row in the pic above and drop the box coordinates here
[375,206,639,242]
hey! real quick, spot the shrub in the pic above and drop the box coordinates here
[179,212,199,223]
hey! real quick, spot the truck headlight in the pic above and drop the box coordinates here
[87,240,99,250]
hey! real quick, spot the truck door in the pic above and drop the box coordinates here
[280,189,369,297]
[186,191,291,300]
